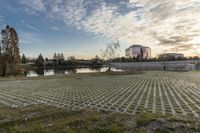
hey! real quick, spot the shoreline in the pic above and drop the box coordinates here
[19,64,108,70]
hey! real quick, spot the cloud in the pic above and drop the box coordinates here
[26,24,39,31]
[50,26,59,31]
[20,19,39,31]
[17,0,200,56]
[0,16,5,29]
[18,0,46,15]
[19,31,42,45]
[63,52,94,60]
[44,52,94,59]
[169,44,195,52]
[0,15,4,22]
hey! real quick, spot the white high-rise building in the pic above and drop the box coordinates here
[125,45,151,59]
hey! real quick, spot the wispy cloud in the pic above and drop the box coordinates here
[0,15,4,22]
[63,52,94,60]
[18,0,46,15]
[17,0,200,56]
[19,31,42,45]
[50,26,59,31]
[26,24,39,31]
[0,15,5,29]
[20,20,39,31]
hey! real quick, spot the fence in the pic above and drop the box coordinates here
[111,61,197,71]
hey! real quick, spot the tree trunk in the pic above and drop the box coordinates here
[107,61,112,72]
[108,66,111,72]
[2,64,7,76]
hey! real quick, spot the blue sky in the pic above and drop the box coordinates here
[0,0,200,58]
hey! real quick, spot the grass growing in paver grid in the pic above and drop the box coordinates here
[1,71,200,118]
[0,105,200,133]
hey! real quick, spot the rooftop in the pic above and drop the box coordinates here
[161,53,184,55]
[128,45,150,49]
[129,45,142,48]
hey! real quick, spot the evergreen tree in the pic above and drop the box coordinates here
[21,54,27,64]
[0,25,20,76]
[59,53,65,65]
[60,53,65,61]
[45,58,48,63]
[35,54,44,67]
[53,53,65,65]
[53,53,57,65]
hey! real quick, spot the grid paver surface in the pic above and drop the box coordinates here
[1,71,200,117]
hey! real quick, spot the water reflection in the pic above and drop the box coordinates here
[44,69,54,76]
[27,70,38,77]
[76,68,100,73]
[64,68,77,74]
[27,67,124,77]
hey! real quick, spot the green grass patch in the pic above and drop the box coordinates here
[136,113,157,127]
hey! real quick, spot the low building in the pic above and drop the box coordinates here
[159,53,184,60]
[125,45,151,59]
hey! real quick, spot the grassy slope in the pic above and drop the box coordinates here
[0,71,144,81]
[0,105,200,133]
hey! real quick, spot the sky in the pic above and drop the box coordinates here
[0,0,200,59]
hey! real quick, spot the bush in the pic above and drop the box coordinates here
[9,68,23,76]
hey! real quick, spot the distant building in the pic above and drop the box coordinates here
[159,53,184,60]
[142,47,151,59]
[125,45,151,59]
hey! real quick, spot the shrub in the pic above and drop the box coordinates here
[8,68,23,76]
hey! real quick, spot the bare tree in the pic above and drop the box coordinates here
[101,39,120,71]
[193,50,200,64]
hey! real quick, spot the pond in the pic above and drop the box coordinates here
[26,67,124,77]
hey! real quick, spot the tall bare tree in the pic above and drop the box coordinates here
[101,39,120,71]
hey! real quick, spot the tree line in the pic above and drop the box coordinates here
[111,56,200,63]
[22,53,103,67]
